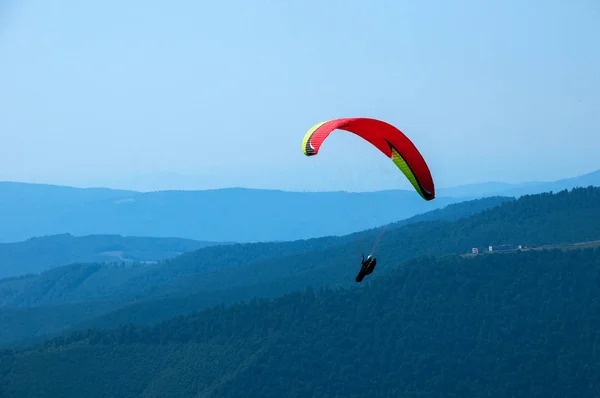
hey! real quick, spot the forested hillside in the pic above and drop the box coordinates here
[0,234,225,279]
[0,196,510,309]
[0,188,598,347]
[2,248,599,397]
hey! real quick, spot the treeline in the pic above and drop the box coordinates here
[1,248,600,397]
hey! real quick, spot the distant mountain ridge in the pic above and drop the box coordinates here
[437,169,600,198]
[0,183,458,243]
[0,168,597,243]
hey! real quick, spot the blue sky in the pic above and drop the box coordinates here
[0,0,598,192]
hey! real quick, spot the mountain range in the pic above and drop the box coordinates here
[1,187,598,349]
[436,168,600,198]
[1,188,600,397]
[0,169,598,243]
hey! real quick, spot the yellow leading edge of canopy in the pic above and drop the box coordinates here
[302,120,330,156]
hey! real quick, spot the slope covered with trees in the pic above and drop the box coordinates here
[0,188,598,347]
[0,196,511,309]
[1,248,599,397]
[0,233,226,279]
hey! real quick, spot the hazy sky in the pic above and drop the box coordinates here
[1,0,598,192]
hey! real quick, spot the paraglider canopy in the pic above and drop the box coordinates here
[302,117,435,201]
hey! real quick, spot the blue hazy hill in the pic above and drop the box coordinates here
[0,168,597,243]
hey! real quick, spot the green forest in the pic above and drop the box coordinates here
[1,248,599,397]
[0,188,599,396]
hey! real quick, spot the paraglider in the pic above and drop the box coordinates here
[301,117,435,201]
[301,117,436,281]
[356,253,377,283]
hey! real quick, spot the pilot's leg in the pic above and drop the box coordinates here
[355,266,367,282]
